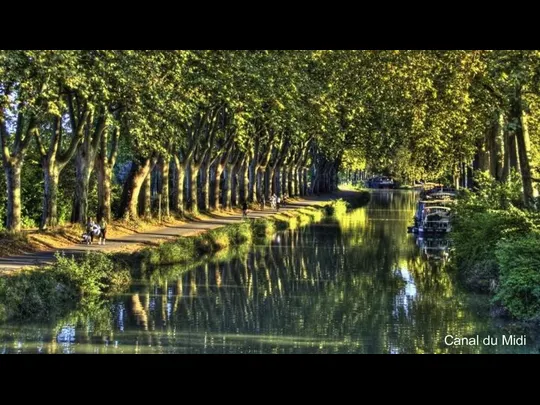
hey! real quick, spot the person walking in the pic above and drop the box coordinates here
[99,218,107,245]
[86,217,95,244]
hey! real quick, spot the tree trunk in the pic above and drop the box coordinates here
[203,163,211,211]
[232,164,240,207]
[71,150,92,224]
[515,100,536,206]
[282,168,288,197]
[256,167,264,203]
[248,161,257,203]
[224,164,234,210]
[490,112,505,181]
[299,168,305,196]
[287,169,293,197]
[1,113,36,231]
[41,164,60,229]
[291,168,297,196]
[96,127,119,223]
[453,164,460,190]
[211,165,224,210]
[240,162,249,204]
[302,167,308,196]
[159,156,170,217]
[477,130,490,173]
[70,111,105,225]
[467,163,474,189]
[189,164,200,214]
[295,167,301,196]
[502,127,510,182]
[96,161,113,223]
[143,170,152,219]
[5,162,22,232]
[121,158,153,220]
[264,167,271,200]
[508,130,520,174]
[270,167,277,195]
[172,156,185,216]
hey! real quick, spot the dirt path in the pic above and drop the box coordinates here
[0,192,358,273]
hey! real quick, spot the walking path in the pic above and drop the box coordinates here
[0,193,348,273]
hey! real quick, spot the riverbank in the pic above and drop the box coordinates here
[450,178,540,323]
[0,192,364,273]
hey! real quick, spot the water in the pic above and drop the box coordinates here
[1,191,538,354]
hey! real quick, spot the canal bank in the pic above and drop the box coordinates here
[0,191,367,273]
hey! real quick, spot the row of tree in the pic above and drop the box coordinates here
[1,50,540,232]
[336,50,540,202]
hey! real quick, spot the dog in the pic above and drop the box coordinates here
[82,233,92,245]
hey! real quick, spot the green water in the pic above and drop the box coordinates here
[1,191,538,354]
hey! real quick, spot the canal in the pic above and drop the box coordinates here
[1,191,538,354]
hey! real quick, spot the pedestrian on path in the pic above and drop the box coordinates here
[99,219,107,245]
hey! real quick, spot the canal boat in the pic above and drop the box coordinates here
[368,176,395,189]
[417,206,452,235]
[413,199,454,227]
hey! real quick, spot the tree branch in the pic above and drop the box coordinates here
[59,109,90,165]
[92,107,107,151]
[34,128,47,158]
[13,111,24,153]
[0,108,11,163]
[21,114,37,152]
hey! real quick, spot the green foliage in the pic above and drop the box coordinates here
[0,252,130,322]
[495,232,540,320]
[325,199,350,217]
[20,157,43,227]
[459,170,524,211]
[452,173,540,320]
[0,268,76,322]
[453,170,536,285]
[2,50,540,231]
[250,218,276,239]
[53,252,130,299]
[453,206,536,284]
[142,237,198,266]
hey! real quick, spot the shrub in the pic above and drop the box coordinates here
[53,252,131,298]
[494,232,540,320]
[452,206,536,283]
[0,252,131,322]
[0,268,75,321]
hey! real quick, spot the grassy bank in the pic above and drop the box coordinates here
[451,172,540,322]
[139,204,331,268]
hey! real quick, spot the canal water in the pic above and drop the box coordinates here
[1,191,538,354]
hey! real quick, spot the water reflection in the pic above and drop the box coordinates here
[0,191,538,353]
